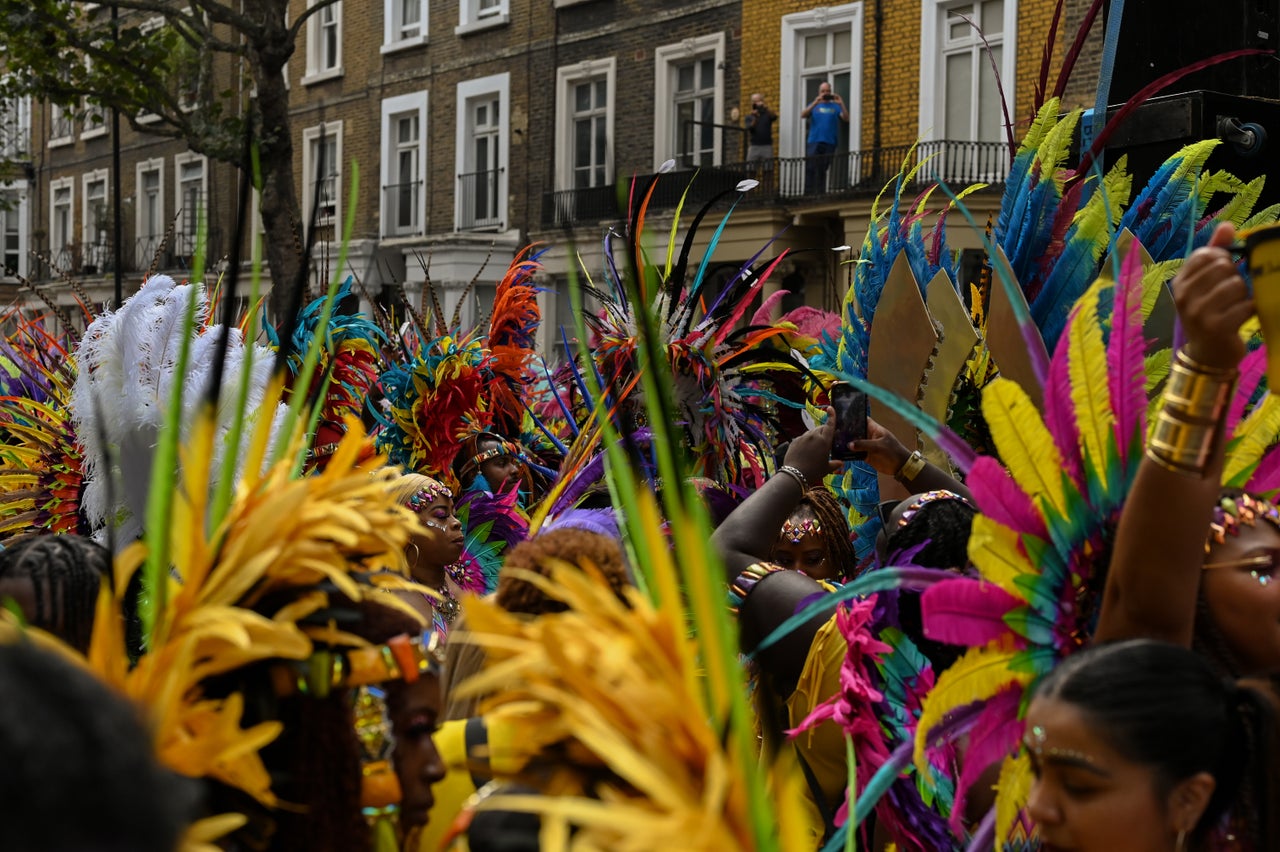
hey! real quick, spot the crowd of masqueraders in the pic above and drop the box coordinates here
[6,99,1280,852]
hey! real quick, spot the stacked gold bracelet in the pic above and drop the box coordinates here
[1146,348,1238,476]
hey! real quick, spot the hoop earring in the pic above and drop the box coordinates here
[1175,830,1186,852]
[406,542,420,566]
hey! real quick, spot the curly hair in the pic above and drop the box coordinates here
[0,533,109,653]
[495,529,631,615]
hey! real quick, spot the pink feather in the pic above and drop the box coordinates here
[1107,244,1146,464]
[950,687,1024,836]
[1246,445,1280,496]
[1227,346,1268,434]
[920,577,1022,647]
[781,305,841,341]
[967,455,1048,538]
[1042,328,1084,485]
[749,290,789,326]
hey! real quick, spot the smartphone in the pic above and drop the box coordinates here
[830,382,867,461]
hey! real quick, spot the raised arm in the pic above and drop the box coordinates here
[1095,222,1253,644]
[712,419,841,581]
[851,417,973,502]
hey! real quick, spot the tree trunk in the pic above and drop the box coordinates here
[250,0,305,322]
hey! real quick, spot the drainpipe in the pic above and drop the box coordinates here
[873,0,884,179]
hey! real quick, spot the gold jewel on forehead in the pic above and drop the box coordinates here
[780,517,822,544]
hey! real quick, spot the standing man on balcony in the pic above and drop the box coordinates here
[801,82,847,194]
[745,93,777,166]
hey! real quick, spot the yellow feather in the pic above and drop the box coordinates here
[1067,282,1115,485]
[995,751,1033,849]
[968,514,1037,600]
[982,378,1067,517]
[1225,393,1280,484]
[913,638,1033,775]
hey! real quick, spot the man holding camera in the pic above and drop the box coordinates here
[745,93,777,165]
[801,81,847,194]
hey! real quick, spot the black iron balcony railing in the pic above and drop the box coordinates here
[541,139,1011,228]
[457,167,503,230]
[383,179,423,237]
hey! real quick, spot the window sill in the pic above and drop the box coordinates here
[302,67,345,87]
[554,0,599,7]
[137,113,161,125]
[380,233,427,245]
[381,34,429,54]
[81,127,108,141]
[48,137,74,148]
[455,13,509,36]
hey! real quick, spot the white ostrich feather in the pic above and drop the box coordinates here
[71,275,287,546]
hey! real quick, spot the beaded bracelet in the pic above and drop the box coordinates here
[776,464,808,491]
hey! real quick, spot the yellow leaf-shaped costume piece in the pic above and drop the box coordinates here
[995,751,1033,849]
[967,514,1038,601]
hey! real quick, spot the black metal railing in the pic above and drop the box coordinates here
[383,179,423,237]
[540,140,1011,228]
[457,167,503,230]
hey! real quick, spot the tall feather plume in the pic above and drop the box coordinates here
[1107,243,1147,464]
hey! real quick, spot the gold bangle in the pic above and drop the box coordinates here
[895,450,927,483]
[1148,410,1215,472]
[1163,359,1235,422]
[1144,444,1204,475]
[1174,347,1239,380]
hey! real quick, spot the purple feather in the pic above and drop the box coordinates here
[921,577,1022,648]
[1108,244,1147,464]
[966,455,1048,538]
[964,807,997,852]
[952,687,1024,835]
[1227,346,1268,433]
[1043,322,1084,485]
[1246,446,1280,496]
[540,508,621,540]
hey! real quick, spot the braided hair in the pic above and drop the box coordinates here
[799,487,858,581]
[0,534,109,653]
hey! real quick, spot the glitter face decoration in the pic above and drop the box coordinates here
[780,516,822,544]
[1206,493,1280,551]
[405,479,452,513]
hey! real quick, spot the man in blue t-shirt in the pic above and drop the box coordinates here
[801,81,848,194]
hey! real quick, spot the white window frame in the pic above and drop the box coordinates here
[380,92,428,239]
[81,53,107,139]
[173,151,208,255]
[49,101,75,147]
[456,0,509,36]
[135,157,165,269]
[383,0,428,52]
[0,95,30,159]
[653,32,726,171]
[779,4,863,160]
[49,176,75,262]
[303,0,343,85]
[454,73,509,231]
[918,0,1017,141]
[0,181,30,280]
[554,58,616,193]
[302,120,343,229]
[81,169,109,260]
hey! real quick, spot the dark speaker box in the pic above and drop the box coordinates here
[1107,0,1280,102]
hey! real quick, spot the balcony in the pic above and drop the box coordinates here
[457,167,503,231]
[33,229,223,280]
[541,140,1011,228]
[383,179,423,238]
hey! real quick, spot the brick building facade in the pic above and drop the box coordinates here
[1,0,1103,345]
